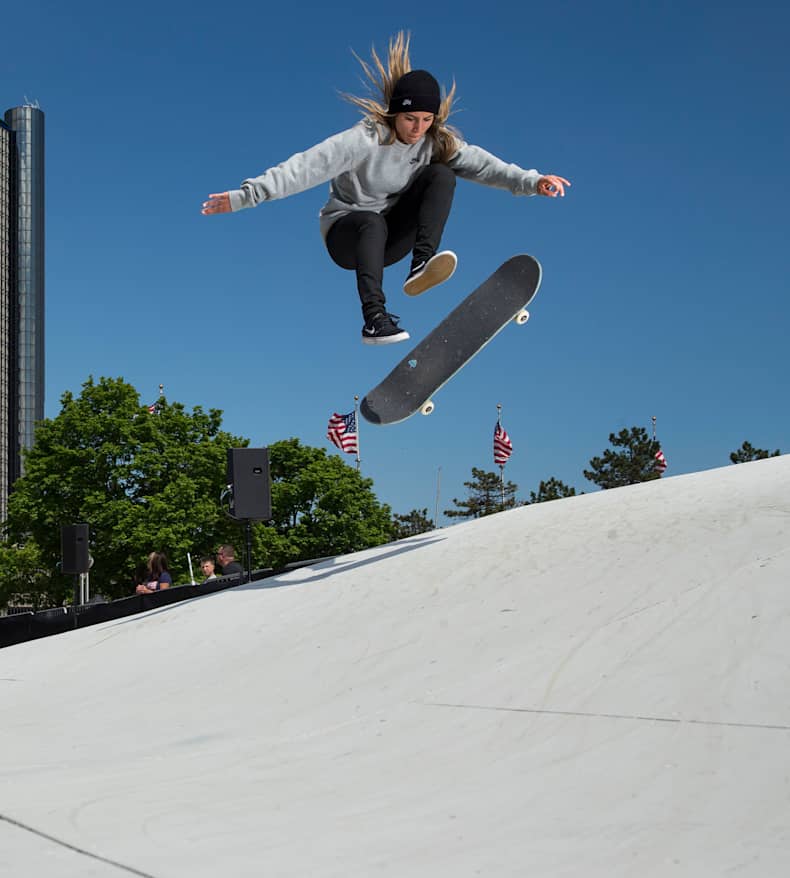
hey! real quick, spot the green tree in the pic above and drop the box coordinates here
[0,542,53,611]
[251,438,393,568]
[3,376,247,603]
[527,477,578,504]
[583,427,663,489]
[445,467,518,519]
[729,441,781,464]
[392,508,434,539]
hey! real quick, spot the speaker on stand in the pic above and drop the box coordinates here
[61,523,91,605]
[226,448,272,581]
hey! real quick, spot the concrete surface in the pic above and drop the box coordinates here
[2,456,790,877]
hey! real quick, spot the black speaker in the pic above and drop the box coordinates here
[227,448,272,520]
[61,523,90,574]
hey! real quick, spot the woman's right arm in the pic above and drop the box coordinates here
[202,123,370,215]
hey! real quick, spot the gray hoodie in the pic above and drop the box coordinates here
[227,119,542,239]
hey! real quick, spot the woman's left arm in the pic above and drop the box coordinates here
[448,143,570,198]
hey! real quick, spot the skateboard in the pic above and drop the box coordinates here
[360,255,542,425]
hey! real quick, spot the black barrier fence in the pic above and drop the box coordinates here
[0,612,33,648]
[0,567,277,650]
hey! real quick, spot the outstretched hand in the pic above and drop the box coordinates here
[202,192,231,215]
[537,175,571,198]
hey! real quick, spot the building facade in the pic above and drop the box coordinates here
[0,105,45,521]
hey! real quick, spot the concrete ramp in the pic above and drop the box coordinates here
[3,456,790,877]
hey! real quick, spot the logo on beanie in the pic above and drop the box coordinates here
[403,99,412,106]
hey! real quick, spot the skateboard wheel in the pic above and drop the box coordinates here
[420,401,435,416]
[515,309,530,325]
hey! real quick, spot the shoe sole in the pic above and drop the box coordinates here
[403,251,458,297]
[362,331,410,346]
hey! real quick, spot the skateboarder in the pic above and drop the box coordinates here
[201,32,570,345]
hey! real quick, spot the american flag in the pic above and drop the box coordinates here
[327,411,358,455]
[655,448,668,474]
[494,422,513,465]
[147,402,159,414]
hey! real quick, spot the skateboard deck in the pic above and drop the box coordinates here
[360,254,542,425]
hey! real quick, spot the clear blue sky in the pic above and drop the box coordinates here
[4,0,789,522]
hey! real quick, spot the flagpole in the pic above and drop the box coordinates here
[497,403,505,508]
[354,395,361,472]
[148,383,165,415]
[434,466,441,529]
[652,415,667,476]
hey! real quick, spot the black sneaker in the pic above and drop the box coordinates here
[361,312,410,345]
[403,250,458,296]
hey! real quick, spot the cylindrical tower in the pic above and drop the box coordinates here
[0,117,17,519]
[4,105,45,479]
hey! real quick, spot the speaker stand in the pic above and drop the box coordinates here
[72,572,90,606]
[243,519,253,584]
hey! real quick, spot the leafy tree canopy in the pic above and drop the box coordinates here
[729,441,781,464]
[2,384,395,608]
[392,508,434,539]
[583,426,663,489]
[445,467,518,519]
[527,477,578,504]
[3,376,247,603]
[0,541,50,611]
[251,438,393,568]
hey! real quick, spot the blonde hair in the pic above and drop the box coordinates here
[343,31,461,164]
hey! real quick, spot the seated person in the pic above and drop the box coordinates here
[216,544,243,577]
[200,556,217,582]
[135,551,173,594]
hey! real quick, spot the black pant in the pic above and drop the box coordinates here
[325,163,456,322]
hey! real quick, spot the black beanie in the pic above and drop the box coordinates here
[388,70,441,115]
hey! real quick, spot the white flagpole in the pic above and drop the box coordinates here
[354,395,361,472]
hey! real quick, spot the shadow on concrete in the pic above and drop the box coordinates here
[236,535,447,591]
